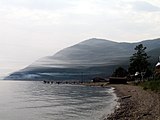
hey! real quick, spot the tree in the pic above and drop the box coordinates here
[112,67,128,77]
[128,44,150,75]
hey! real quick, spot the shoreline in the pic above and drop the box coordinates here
[81,82,160,120]
[106,84,160,120]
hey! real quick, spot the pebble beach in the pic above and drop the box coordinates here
[106,84,160,120]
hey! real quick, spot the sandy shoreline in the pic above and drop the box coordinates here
[106,84,160,120]
[82,83,160,120]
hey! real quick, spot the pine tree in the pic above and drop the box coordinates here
[128,44,150,75]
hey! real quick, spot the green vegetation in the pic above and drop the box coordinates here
[128,44,150,75]
[127,44,160,92]
[112,67,128,77]
[140,80,160,92]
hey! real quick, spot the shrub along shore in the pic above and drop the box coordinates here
[140,80,160,92]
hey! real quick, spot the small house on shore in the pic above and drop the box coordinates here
[109,77,127,84]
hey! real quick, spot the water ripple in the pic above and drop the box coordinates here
[0,81,117,120]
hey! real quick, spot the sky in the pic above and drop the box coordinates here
[0,0,160,78]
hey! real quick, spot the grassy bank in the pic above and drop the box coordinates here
[140,80,160,92]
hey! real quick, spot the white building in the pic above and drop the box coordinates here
[156,56,160,68]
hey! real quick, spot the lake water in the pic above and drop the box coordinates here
[0,81,117,120]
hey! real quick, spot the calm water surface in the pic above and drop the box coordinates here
[0,81,117,120]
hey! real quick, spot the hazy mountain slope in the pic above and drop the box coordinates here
[5,38,160,80]
[147,47,160,66]
[148,47,160,57]
[138,38,160,51]
[34,38,134,67]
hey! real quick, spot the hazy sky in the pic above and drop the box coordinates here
[0,0,160,78]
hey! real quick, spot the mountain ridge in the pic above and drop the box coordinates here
[5,38,160,80]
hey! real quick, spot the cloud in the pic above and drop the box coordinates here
[0,0,74,11]
[0,0,160,41]
[131,1,160,12]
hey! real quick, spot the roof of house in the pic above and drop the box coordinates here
[156,62,160,67]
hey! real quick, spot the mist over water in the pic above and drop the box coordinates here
[0,81,117,120]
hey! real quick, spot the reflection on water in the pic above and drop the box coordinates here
[0,81,117,120]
